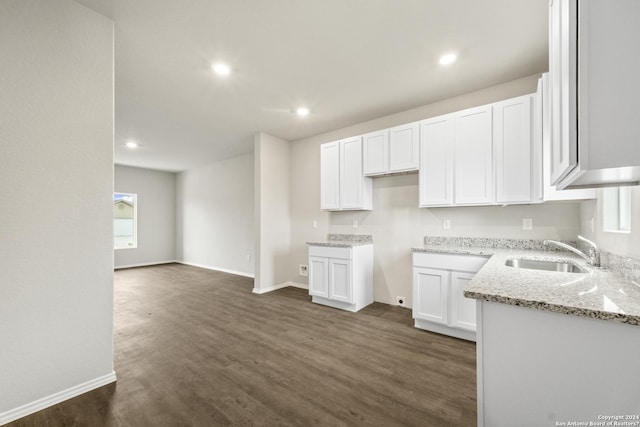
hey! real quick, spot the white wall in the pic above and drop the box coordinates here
[176,152,255,277]
[0,0,115,422]
[289,74,582,306]
[579,186,640,259]
[254,133,293,292]
[114,165,177,268]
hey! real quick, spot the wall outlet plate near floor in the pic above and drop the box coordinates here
[299,264,308,277]
[396,296,407,307]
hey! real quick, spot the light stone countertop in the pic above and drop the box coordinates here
[306,241,373,247]
[412,245,640,326]
[307,234,374,248]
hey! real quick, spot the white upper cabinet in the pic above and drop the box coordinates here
[363,122,419,176]
[548,0,578,186]
[494,94,538,204]
[320,141,340,210]
[388,122,420,173]
[539,73,595,201]
[320,137,372,211]
[454,105,494,205]
[418,94,544,208]
[362,130,389,175]
[548,0,640,189]
[419,115,454,207]
[340,136,369,210]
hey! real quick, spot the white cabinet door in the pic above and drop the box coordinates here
[363,130,389,176]
[549,0,578,185]
[419,115,454,207]
[320,141,340,210]
[389,122,419,172]
[340,136,364,210]
[540,73,595,201]
[548,0,640,189]
[454,105,494,205]
[413,267,449,325]
[450,271,476,331]
[494,95,534,204]
[329,258,352,304]
[309,256,329,298]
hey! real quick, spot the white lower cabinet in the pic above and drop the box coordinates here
[449,271,477,331]
[412,252,488,341]
[413,267,449,325]
[308,244,373,312]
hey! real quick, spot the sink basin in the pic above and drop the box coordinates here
[505,258,586,273]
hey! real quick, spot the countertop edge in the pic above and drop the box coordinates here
[307,241,373,248]
[464,290,640,326]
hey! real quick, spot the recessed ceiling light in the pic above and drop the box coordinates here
[212,63,231,76]
[125,141,138,149]
[296,107,310,117]
[439,53,457,65]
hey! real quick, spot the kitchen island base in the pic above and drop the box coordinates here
[476,301,640,427]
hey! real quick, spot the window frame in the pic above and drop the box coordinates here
[113,192,138,250]
[602,186,631,234]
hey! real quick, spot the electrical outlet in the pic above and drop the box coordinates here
[299,264,308,277]
[312,220,318,229]
[523,218,533,230]
[247,254,252,262]
[352,220,358,229]
[443,219,451,230]
[396,296,407,307]
[590,217,595,233]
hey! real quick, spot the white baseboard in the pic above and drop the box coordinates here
[252,281,307,294]
[287,282,308,290]
[177,261,255,278]
[0,371,117,426]
[114,260,177,270]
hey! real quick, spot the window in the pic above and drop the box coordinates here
[602,187,631,233]
[114,193,137,249]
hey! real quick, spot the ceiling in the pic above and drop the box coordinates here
[80,0,548,172]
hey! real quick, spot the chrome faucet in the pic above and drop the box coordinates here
[544,236,601,268]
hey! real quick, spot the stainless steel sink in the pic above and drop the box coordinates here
[505,258,586,273]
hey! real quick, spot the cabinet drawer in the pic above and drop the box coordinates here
[413,252,488,273]
[309,245,352,260]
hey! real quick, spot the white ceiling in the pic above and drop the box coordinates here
[83,0,548,172]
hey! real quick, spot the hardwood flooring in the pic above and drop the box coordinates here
[8,263,477,426]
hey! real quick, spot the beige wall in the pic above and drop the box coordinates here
[579,186,640,259]
[0,0,114,419]
[176,152,254,277]
[114,165,177,268]
[254,132,292,291]
[289,73,582,306]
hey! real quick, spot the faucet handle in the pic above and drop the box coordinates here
[578,235,598,249]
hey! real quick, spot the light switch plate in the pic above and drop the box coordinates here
[352,220,358,229]
[523,218,533,230]
[443,219,451,230]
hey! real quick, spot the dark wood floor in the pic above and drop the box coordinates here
[8,263,477,426]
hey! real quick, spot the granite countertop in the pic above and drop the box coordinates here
[412,238,640,326]
[307,234,373,248]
